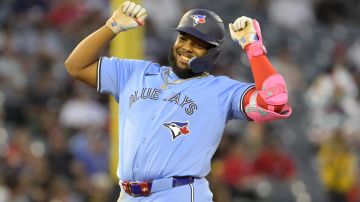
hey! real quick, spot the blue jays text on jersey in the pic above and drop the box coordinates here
[129,88,198,115]
[97,57,254,182]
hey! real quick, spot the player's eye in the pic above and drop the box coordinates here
[179,35,187,41]
[194,43,207,49]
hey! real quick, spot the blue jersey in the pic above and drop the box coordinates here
[97,57,254,182]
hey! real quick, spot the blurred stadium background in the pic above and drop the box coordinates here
[1,0,360,201]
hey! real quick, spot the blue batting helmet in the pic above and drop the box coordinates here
[175,9,225,73]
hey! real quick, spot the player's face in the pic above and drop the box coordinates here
[172,33,210,69]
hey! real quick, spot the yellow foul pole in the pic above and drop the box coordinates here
[109,0,145,181]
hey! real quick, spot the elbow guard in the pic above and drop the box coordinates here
[245,74,292,122]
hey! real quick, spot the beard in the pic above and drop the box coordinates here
[168,47,203,79]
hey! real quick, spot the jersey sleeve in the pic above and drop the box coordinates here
[96,57,150,101]
[229,83,255,120]
[217,77,255,121]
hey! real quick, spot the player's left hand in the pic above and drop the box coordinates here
[229,16,265,54]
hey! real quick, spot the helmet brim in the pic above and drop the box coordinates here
[174,26,220,46]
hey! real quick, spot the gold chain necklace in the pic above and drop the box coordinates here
[161,68,209,90]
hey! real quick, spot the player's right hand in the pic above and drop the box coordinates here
[106,1,147,34]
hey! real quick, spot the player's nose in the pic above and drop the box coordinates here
[181,40,193,53]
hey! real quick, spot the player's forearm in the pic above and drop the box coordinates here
[247,55,285,112]
[65,25,116,77]
[248,55,277,90]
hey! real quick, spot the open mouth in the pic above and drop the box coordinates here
[177,52,192,64]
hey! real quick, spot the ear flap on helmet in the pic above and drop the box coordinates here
[188,46,221,73]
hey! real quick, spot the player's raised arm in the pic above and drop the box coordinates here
[229,16,292,122]
[64,1,147,87]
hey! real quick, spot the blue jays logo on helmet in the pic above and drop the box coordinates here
[190,15,206,26]
[163,121,190,140]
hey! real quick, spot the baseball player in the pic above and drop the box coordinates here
[65,1,292,201]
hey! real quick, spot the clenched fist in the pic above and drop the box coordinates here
[106,1,148,34]
[229,16,266,56]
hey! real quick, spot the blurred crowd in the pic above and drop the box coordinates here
[0,0,360,202]
[0,0,115,201]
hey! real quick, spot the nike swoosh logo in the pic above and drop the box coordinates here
[145,73,159,76]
